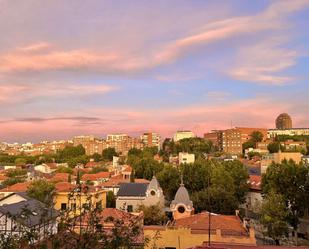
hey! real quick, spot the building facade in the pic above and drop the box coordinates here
[173,131,195,142]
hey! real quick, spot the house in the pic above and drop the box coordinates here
[0,193,58,241]
[179,152,195,164]
[34,163,58,174]
[116,176,164,212]
[100,176,149,195]
[53,182,107,215]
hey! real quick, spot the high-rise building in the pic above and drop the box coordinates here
[220,127,268,154]
[275,113,292,129]
[73,135,106,155]
[106,134,144,155]
[141,132,161,149]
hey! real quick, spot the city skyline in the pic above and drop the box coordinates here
[1,0,309,142]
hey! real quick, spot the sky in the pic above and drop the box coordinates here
[0,0,309,143]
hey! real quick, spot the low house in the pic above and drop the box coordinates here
[116,176,164,212]
[0,193,58,241]
[53,182,107,215]
[34,163,58,174]
[244,175,262,213]
[179,152,195,164]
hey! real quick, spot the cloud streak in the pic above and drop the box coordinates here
[0,0,307,83]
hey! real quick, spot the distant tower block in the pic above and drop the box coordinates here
[276,113,292,129]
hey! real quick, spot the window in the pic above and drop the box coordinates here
[150,190,156,196]
[177,206,185,214]
[61,203,67,210]
[127,205,133,212]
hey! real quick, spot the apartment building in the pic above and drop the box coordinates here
[73,135,107,156]
[106,134,144,155]
[140,132,161,149]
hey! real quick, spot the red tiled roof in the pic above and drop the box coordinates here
[173,212,248,236]
[0,175,8,181]
[85,161,100,168]
[55,182,76,192]
[122,165,132,173]
[0,182,31,192]
[51,173,71,182]
[99,176,149,187]
[248,175,262,191]
[81,171,111,181]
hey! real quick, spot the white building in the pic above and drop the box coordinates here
[173,131,195,142]
[179,152,195,164]
[268,128,309,139]
[116,176,164,212]
[106,134,129,141]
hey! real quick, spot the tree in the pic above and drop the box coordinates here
[56,166,73,174]
[262,160,309,239]
[14,158,27,165]
[250,131,264,143]
[137,204,167,225]
[106,191,116,208]
[102,148,118,161]
[157,165,180,201]
[27,180,56,205]
[260,192,289,245]
[242,140,255,151]
[90,166,108,174]
[58,145,86,160]
[92,153,102,162]
[267,142,280,153]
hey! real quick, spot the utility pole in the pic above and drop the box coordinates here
[208,160,212,248]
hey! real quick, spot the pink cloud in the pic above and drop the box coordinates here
[1,96,301,142]
[0,0,307,79]
[0,83,117,104]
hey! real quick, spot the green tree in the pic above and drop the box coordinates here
[106,191,116,208]
[58,145,86,161]
[242,140,256,151]
[250,131,264,143]
[92,153,102,162]
[157,165,180,201]
[14,158,27,165]
[262,160,309,238]
[56,166,73,174]
[267,142,280,153]
[137,204,167,225]
[102,148,118,161]
[27,180,56,205]
[260,192,289,245]
[90,166,108,174]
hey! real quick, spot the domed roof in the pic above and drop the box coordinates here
[147,176,160,190]
[171,183,193,206]
[276,113,292,129]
